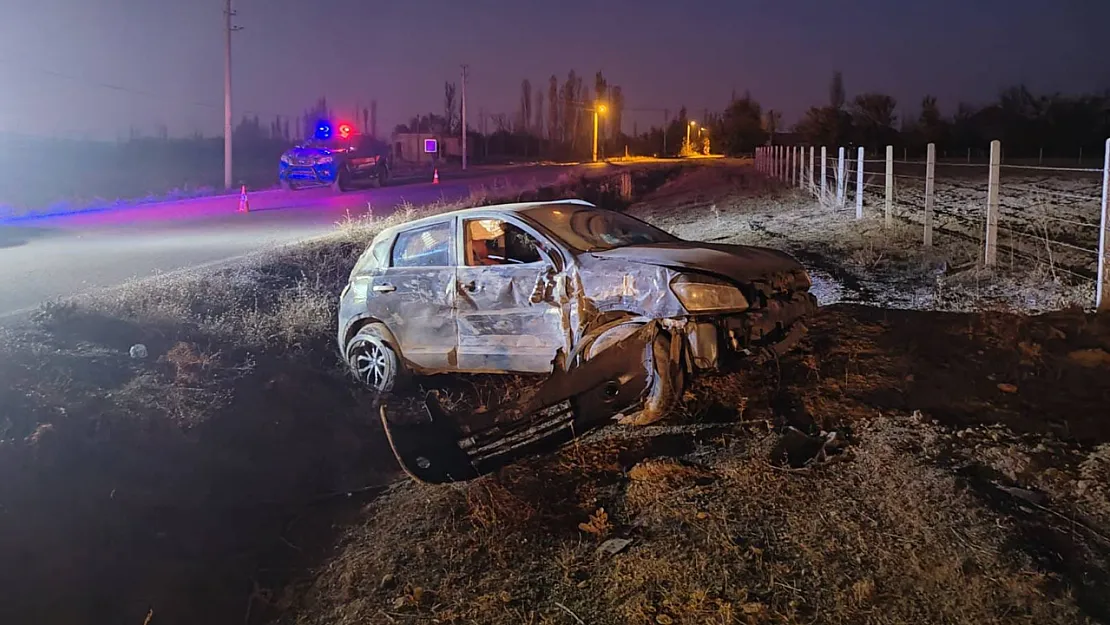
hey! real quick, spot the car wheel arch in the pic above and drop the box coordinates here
[344,318,401,356]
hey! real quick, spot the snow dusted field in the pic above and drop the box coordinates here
[631,160,1099,312]
[835,161,1105,281]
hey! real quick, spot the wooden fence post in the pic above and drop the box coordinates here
[984,140,1001,266]
[836,147,846,207]
[794,147,803,189]
[820,146,828,203]
[1098,138,1109,310]
[924,143,935,247]
[809,146,816,195]
[856,146,864,219]
[884,145,893,227]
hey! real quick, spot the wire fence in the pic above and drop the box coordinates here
[754,141,1110,310]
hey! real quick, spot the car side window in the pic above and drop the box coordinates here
[391,222,452,267]
[464,219,544,266]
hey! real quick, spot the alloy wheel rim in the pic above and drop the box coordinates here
[352,341,389,389]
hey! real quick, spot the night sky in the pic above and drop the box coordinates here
[1,0,1107,140]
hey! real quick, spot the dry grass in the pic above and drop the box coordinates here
[287,415,1089,625]
[0,165,689,625]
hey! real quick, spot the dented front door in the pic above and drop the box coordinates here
[455,263,566,372]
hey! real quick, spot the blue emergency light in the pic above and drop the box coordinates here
[314,120,333,140]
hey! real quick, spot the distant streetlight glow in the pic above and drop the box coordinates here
[593,103,607,162]
[686,120,697,151]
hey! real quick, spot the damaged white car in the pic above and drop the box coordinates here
[338,199,817,482]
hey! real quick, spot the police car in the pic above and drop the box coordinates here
[279,120,391,192]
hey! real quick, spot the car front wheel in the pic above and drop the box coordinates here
[345,327,400,394]
[332,168,351,192]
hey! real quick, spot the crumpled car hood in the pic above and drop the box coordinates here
[588,241,804,284]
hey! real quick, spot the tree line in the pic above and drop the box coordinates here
[709,71,1110,159]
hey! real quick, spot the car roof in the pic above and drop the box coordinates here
[373,198,596,240]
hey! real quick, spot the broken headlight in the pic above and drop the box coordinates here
[670,274,750,313]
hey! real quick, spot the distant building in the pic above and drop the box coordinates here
[390,133,475,164]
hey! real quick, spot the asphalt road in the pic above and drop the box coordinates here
[0,163,592,319]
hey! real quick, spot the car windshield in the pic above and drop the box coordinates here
[522,204,679,252]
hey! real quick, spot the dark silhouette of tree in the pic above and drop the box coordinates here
[444,82,458,135]
[719,96,767,155]
[547,75,559,145]
[610,85,624,142]
[829,71,846,110]
[534,89,544,139]
[520,79,532,134]
[851,93,898,151]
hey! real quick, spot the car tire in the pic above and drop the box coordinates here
[345,326,400,394]
[280,179,297,191]
[332,168,351,193]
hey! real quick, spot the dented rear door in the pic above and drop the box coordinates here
[371,219,458,371]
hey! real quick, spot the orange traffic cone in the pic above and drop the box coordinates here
[432,168,439,185]
[238,185,250,213]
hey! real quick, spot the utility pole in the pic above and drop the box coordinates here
[461,64,469,170]
[223,0,242,189]
[592,107,600,162]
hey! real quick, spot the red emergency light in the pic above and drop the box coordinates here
[337,123,353,139]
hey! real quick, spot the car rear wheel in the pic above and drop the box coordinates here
[345,326,400,394]
[280,179,299,191]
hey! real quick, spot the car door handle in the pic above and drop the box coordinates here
[372,284,396,293]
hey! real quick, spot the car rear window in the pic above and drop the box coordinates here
[391,222,452,267]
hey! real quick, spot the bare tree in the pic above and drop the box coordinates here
[370,100,378,137]
[829,71,846,110]
[610,85,623,141]
[444,82,458,135]
[562,70,578,146]
[534,89,545,140]
[520,79,533,134]
[548,75,560,145]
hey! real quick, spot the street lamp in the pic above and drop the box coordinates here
[686,120,697,150]
[593,103,607,162]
